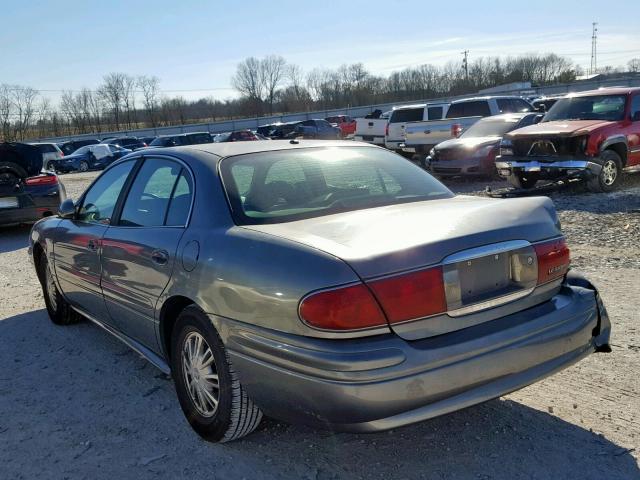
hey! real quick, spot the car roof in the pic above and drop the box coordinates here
[450,95,528,104]
[167,139,371,160]
[479,112,536,122]
[567,87,640,97]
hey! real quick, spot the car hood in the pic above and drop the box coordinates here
[507,119,613,137]
[435,136,501,151]
[243,195,561,279]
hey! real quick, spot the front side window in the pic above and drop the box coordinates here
[77,160,135,224]
[630,95,640,120]
[221,147,452,225]
[544,95,627,122]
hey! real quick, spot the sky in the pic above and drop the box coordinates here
[1,0,639,103]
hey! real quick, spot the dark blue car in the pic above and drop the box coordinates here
[50,144,131,173]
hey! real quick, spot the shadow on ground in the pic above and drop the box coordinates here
[0,309,637,479]
[0,224,31,254]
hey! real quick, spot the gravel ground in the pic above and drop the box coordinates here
[0,171,638,480]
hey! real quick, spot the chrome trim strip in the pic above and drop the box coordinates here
[442,240,531,264]
[447,287,536,317]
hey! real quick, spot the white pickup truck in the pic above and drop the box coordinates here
[384,103,449,156]
[353,111,391,146]
[403,96,534,155]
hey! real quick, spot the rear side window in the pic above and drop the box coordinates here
[119,159,182,227]
[446,101,491,118]
[165,171,193,226]
[427,106,443,120]
[38,144,57,153]
[390,108,423,123]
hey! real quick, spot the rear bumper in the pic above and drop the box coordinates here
[495,156,602,178]
[354,135,385,145]
[216,274,610,432]
[0,187,62,226]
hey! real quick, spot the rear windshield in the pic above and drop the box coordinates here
[220,147,452,225]
[543,94,627,122]
[187,133,212,144]
[389,108,423,123]
[446,101,491,118]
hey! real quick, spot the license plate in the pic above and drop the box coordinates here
[0,197,18,209]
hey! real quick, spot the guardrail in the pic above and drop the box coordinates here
[34,75,640,143]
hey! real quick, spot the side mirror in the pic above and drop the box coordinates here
[58,198,76,219]
[633,111,640,122]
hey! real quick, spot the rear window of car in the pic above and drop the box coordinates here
[187,133,212,144]
[220,147,452,225]
[37,144,57,153]
[389,108,423,123]
[446,101,491,118]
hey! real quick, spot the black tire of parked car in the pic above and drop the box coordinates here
[507,172,539,190]
[79,161,89,172]
[170,306,263,442]
[0,161,28,186]
[38,255,81,325]
[587,150,623,193]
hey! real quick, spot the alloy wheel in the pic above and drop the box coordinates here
[79,161,89,172]
[45,264,58,311]
[601,160,618,186]
[181,331,220,417]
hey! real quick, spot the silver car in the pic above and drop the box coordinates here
[29,140,611,442]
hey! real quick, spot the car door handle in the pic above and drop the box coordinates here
[423,130,431,134]
[151,249,169,265]
[87,239,98,251]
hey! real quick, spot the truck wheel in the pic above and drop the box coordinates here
[171,306,263,442]
[0,162,28,186]
[507,172,538,189]
[587,150,622,193]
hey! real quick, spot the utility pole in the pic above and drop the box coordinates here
[590,22,598,74]
[461,50,469,81]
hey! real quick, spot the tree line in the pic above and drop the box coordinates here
[1,54,638,141]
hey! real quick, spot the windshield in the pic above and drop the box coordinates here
[220,146,453,225]
[460,118,521,138]
[543,95,626,122]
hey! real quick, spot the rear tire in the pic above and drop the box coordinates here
[587,150,622,193]
[79,161,89,172]
[507,172,538,189]
[170,306,263,442]
[38,255,80,325]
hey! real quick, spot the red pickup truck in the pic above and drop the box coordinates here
[496,87,640,192]
[325,115,356,138]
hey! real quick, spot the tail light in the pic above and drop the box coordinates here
[299,284,387,330]
[25,175,58,186]
[368,266,447,323]
[534,238,570,285]
[451,123,463,138]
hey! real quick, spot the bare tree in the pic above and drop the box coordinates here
[12,86,38,140]
[138,75,160,127]
[231,57,264,114]
[0,84,12,141]
[98,73,127,130]
[122,75,137,129]
[628,58,640,73]
[261,55,287,114]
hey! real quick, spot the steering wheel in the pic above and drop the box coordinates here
[81,203,99,221]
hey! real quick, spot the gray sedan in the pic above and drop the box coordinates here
[29,140,611,442]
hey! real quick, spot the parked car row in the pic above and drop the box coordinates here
[350,87,640,192]
[256,119,342,140]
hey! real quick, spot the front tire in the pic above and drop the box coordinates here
[587,150,622,193]
[79,160,89,172]
[38,255,80,325]
[171,306,262,442]
[507,172,538,189]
